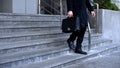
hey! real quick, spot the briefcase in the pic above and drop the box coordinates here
[61,17,75,33]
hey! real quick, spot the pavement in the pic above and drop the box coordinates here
[66,51,120,68]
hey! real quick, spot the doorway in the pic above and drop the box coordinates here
[0,0,12,13]
[38,0,67,15]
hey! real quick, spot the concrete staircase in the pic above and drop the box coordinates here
[0,13,119,68]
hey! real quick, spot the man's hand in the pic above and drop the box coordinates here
[91,11,96,17]
[67,11,73,17]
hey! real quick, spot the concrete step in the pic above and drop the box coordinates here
[0,13,61,21]
[0,31,99,43]
[0,35,68,51]
[0,21,61,28]
[82,37,112,51]
[0,28,62,38]
[64,44,120,68]
[0,27,61,34]
[0,45,69,68]
[14,43,120,68]
[0,37,112,68]
[0,33,101,55]
[0,13,109,68]
[0,39,67,55]
[0,18,60,21]
[0,27,96,38]
[64,51,120,68]
[0,33,68,43]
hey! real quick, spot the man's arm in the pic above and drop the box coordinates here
[66,0,73,12]
[86,0,94,12]
[86,0,95,17]
[67,0,73,17]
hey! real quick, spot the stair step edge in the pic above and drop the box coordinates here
[0,37,68,50]
[0,45,68,64]
[14,43,120,68]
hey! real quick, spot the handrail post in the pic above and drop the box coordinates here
[87,3,99,51]
[37,0,41,14]
[88,22,91,51]
[25,0,27,14]
[94,3,99,33]
[60,0,63,22]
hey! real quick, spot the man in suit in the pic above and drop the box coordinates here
[67,0,95,55]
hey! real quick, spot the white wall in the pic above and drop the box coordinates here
[12,0,37,14]
[12,0,26,13]
[101,9,120,43]
[26,0,37,14]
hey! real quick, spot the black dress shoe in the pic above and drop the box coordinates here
[67,39,75,50]
[75,50,87,55]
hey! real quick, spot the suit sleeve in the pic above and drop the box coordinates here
[86,0,94,12]
[66,0,73,12]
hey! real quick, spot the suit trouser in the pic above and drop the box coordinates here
[68,25,87,50]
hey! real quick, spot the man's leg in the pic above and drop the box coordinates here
[75,26,87,55]
[67,31,77,50]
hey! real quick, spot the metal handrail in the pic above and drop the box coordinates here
[41,7,53,14]
[37,0,41,14]
[42,0,60,14]
[38,0,61,15]
[94,3,99,33]
[37,0,63,20]
[60,0,63,22]
[87,22,91,51]
[52,0,60,8]
[37,0,99,51]
[87,3,99,51]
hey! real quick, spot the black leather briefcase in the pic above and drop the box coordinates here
[61,17,75,33]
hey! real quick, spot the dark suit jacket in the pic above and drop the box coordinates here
[66,0,94,27]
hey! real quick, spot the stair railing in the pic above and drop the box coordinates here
[37,0,100,51]
[94,3,99,33]
[87,3,99,51]
[43,0,60,14]
[38,0,61,15]
[87,22,91,51]
[37,0,41,14]
[60,0,63,23]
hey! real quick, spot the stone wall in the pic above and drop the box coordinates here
[100,9,120,42]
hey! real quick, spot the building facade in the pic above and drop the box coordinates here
[0,0,120,14]
[0,0,37,14]
[0,0,67,15]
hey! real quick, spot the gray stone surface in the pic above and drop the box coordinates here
[99,9,120,43]
[65,51,120,68]
[0,27,61,34]
[0,14,68,68]
[0,13,119,68]
[0,33,68,43]
[13,43,120,68]
[0,45,68,64]
[0,34,109,56]
[0,36,67,50]
[0,13,61,21]
[16,54,81,68]
[0,21,61,28]
[0,34,113,68]
[0,40,67,55]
